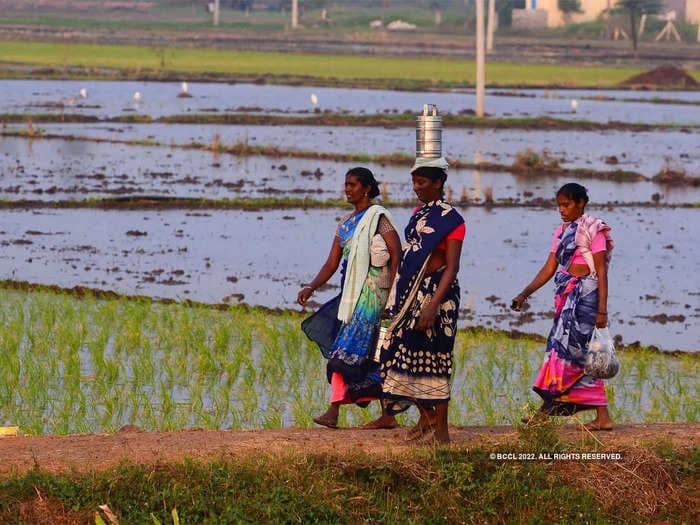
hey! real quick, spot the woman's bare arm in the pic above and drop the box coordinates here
[592,250,608,328]
[297,236,343,307]
[511,252,558,311]
[382,227,402,288]
[416,238,462,331]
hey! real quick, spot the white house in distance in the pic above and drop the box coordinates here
[518,0,700,28]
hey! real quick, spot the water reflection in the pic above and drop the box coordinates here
[0,206,696,352]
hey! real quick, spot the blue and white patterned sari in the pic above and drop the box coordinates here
[379,200,464,414]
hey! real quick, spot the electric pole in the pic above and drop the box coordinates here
[292,0,299,28]
[476,0,485,117]
[486,0,495,52]
[213,0,220,26]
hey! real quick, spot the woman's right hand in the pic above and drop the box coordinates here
[297,286,313,307]
[510,294,527,312]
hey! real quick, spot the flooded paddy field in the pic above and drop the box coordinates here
[0,288,696,434]
[2,135,699,203]
[2,80,699,124]
[10,122,700,179]
[0,206,696,352]
[0,78,698,435]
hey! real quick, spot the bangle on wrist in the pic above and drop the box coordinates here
[302,285,314,292]
[518,293,528,300]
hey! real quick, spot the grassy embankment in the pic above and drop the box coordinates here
[4,40,698,88]
[1,444,697,523]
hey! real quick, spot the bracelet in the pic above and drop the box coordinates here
[517,293,529,300]
[598,311,608,315]
[302,285,314,292]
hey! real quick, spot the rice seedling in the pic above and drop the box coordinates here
[0,287,696,434]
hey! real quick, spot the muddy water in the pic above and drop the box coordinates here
[10,124,700,177]
[2,80,699,124]
[15,122,700,178]
[0,206,696,351]
[1,136,698,203]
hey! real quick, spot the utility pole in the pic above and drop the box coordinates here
[476,0,485,117]
[486,0,495,53]
[292,0,299,29]
[213,0,220,27]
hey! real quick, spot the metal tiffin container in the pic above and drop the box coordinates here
[415,104,442,159]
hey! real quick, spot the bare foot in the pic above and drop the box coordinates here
[357,415,398,430]
[583,420,613,432]
[313,406,339,429]
[313,414,338,429]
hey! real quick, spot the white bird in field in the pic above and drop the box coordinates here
[79,88,87,99]
[181,82,188,94]
[571,99,578,113]
[310,93,318,108]
[133,91,142,102]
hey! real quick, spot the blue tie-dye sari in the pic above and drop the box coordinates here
[326,209,391,404]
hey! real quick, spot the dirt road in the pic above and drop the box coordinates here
[1,422,697,476]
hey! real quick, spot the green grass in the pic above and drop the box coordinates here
[1,446,697,523]
[0,287,696,435]
[0,16,287,32]
[0,39,678,88]
[0,450,611,523]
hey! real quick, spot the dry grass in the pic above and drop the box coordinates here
[557,446,690,518]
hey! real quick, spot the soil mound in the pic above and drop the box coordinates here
[619,65,699,88]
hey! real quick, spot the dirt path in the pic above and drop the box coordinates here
[1,422,697,476]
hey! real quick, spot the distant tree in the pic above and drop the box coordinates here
[558,0,582,25]
[496,0,525,28]
[615,0,663,51]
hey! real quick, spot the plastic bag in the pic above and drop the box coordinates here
[584,327,620,379]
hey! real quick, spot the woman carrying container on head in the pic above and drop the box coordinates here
[379,157,465,444]
[298,167,402,429]
[511,182,614,431]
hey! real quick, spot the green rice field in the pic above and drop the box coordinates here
[0,40,676,87]
[1,288,696,435]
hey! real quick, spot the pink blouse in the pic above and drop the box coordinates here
[551,224,606,266]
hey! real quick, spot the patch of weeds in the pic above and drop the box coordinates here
[513,147,561,171]
[654,443,700,478]
[516,401,567,454]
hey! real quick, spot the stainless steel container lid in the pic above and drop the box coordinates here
[416,104,442,159]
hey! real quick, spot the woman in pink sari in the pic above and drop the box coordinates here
[512,183,614,431]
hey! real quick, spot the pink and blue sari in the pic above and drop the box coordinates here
[533,219,610,413]
[379,201,464,414]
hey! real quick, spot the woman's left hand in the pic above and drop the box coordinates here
[416,304,438,331]
[595,312,608,328]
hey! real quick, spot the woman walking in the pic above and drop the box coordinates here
[379,161,465,444]
[298,167,401,429]
[511,183,614,431]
